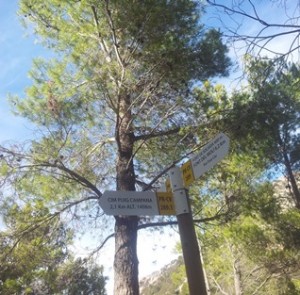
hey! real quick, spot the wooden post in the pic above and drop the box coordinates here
[169,167,208,295]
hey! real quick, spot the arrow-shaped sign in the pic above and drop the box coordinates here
[99,190,175,216]
[181,133,230,187]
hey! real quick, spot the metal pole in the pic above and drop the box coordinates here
[169,167,208,295]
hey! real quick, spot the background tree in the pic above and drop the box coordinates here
[197,166,300,295]
[1,1,231,294]
[163,131,300,294]
[152,57,300,294]
[0,202,107,294]
[228,59,300,208]
[55,257,107,295]
[194,58,300,294]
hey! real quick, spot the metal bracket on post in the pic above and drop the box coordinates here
[168,166,189,215]
[173,189,189,215]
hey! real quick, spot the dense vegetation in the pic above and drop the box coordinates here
[142,60,300,295]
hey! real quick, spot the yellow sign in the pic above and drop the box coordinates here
[181,160,195,187]
[165,178,172,192]
[156,192,176,215]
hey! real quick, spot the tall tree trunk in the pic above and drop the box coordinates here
[114,216,139,295]
[114,94,139,295]
[278,134,300,209]
[233,257,243,295]
[229,243,243,295]
[282,150,300,209]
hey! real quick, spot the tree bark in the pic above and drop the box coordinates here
[278,134,300,209]
[114,93,139,295]
[282,149,300,209]
[229,243,243,295]
[114,216,139,295]
[233,257,243,295]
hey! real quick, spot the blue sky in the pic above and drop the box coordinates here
[0,1,49,142]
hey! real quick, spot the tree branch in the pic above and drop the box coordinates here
[251,274,273,295]
[137,210,233,230]
[91,5,111,61]
[210,275,229,295]
[104,0,124,69]
[207,0,300,29]
[206,0,300,59]
[142,137,217,191]
[126,103,179,170]
[19,162,103,198]
[45,162,103,198]
[134,127,181,141]
[0,194,99,265]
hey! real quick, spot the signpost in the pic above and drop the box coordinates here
[99,190,175,216]
[98,133,229,216]
[97,133,230,295]
[174,133,230,295]
[181,133,230,187]
[169,167,207,295]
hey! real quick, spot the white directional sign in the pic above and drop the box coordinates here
[99,190,175,216]
[181,133,230,187]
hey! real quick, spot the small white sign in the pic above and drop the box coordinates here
[192,133,230,179]
[99,191,159,216]
[181,133,230,187]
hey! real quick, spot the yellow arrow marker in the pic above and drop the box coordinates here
[181,160,195,187]
[156,192,176,215]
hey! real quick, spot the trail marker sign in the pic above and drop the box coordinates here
[181,133,230,187]
[99,133,229,216]
[156,191,175,215]
[99,190,175,216]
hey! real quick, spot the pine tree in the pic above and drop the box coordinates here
[1,1,230,293]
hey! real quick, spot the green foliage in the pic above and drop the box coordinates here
[140,258,188,295]
[54,257,107,295]
[0,202,68,294]
[170,263,188,295]
[198,184,300,294]
[185,67,300,292]
[9,0,232,192]
[0,202,107,294]
[228,59,300,166]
